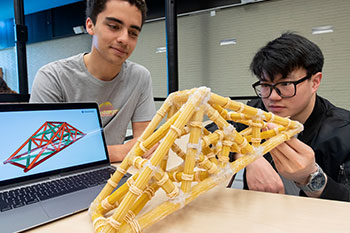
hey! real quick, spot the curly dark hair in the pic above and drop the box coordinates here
[0,77,17,94]
[86,0,147,26]
[250,32,324,81]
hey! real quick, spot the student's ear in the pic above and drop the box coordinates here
[86,17,95,36]
[311,72,322,93]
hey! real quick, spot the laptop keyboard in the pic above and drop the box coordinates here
[0,167,115,212]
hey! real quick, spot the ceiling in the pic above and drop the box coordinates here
[0,0,83,20]
[0,0,245,21]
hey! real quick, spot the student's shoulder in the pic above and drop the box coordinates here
[124,60,150,76]
[39,53,84,72]
[320,96,350,119]
[319,96,350,131]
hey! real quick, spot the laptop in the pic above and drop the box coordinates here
[0,102,130,233]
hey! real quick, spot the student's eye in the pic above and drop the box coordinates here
[279,82,292,87]
[260,84,270,88]
[107,24,120,30]
[129,30,139,38]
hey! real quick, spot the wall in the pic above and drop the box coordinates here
[130,0,350,108]
[0,34,91,92]
[26,34,91,92]
[0,0,349,108]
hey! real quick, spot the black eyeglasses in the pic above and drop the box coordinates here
[252,75,311,98]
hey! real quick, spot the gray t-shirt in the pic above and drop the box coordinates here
[30,53,156,145]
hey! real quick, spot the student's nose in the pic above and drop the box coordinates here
[117,28,129,45]
[268,88,282,100]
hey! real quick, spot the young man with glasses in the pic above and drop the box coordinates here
[243,32,350,201]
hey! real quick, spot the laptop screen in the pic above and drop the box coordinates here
[0,102,109,186]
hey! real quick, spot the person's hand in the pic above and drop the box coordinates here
[108,141,159,162]
[269,138,317,185]
[245,157,285,194]
[142,142,159,159]
[267,123,317,185]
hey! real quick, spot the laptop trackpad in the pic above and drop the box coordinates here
[41,184,103,219]
[0,203,50,233]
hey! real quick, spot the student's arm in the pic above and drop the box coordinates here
[245,157,285,193]
[267,123,350,201]
[107,121,157,162]
[269,138,326,197]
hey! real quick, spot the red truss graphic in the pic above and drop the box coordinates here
[3,121,86,172]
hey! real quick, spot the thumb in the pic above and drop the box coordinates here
[266,122,278,130]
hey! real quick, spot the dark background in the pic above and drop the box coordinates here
[0,0,242,49]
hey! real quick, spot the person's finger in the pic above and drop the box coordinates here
[270,148,283,167]
[273,142,299,161]
[266,122,278,129]
[270,147,293,172]
[142,142,159,159]
[278,188,285,194]
[284,138,313,155]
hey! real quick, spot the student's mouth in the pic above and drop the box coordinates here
[268,105,285,113]
[111,47,127,56]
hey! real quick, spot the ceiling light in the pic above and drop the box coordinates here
[220,38,237,46]
[312,26,334,35]
[73,26,86,34]
[156,47,167,53]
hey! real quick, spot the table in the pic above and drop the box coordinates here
[25,135,350,233]
[26,174,349,233]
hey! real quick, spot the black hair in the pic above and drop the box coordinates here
[86,0,147,26]
[250,32,324,81]
[0,77,16,94]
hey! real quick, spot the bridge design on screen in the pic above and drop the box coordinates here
[3,121,85,172]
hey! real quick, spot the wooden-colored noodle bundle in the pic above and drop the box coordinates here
[89,87,303,233]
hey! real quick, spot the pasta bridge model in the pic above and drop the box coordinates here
[89,87,303,233]
[3,121,85,172]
